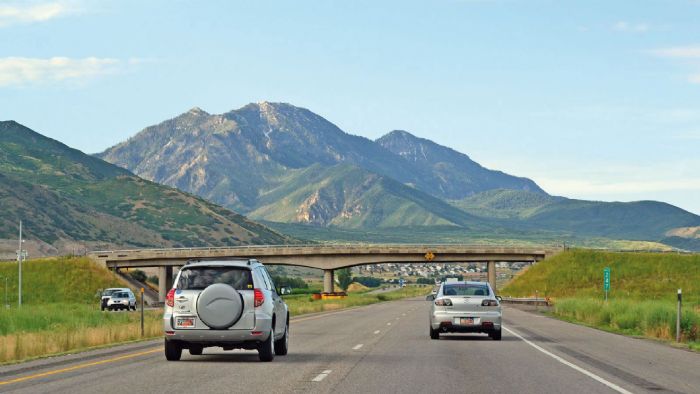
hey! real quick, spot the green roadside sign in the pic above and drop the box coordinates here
[603,267,611,297]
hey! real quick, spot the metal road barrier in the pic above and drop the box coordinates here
[500,297,551,306]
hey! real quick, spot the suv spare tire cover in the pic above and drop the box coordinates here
[196,283,244,329]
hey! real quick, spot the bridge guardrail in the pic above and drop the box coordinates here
[500,297,551,306]
[90,244,560,255]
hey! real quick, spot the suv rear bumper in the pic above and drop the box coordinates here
[163,313,273,344]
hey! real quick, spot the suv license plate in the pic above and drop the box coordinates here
[176,317,195,328]
[457,317,480,325]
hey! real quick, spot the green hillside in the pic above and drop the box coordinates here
[0,121,294,250]
[501,249,700,302]
[249,164,488,229]
[454,189,700,247]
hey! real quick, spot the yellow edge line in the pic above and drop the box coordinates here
[0,348,161,386]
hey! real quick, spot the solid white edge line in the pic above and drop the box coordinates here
[503,326,633,394]
[352,344,364,350]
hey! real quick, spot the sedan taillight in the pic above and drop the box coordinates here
[435,298,452,306]
[166,288,176,307]
[482,299,499,307]
[254,288,264,307]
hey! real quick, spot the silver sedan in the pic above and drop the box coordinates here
[427,281,502,340]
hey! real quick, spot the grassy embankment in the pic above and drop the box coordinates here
[0,257,161,363]
[0,256,429,363]
[501,249,700,350]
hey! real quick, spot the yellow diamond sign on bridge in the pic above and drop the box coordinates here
[424,252,435,261]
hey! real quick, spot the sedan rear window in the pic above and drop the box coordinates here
[177,267,254,291]
[443,284,490,296]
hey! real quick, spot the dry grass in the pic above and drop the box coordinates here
[0,317,161,363]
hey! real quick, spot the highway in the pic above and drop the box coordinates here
[1,299,698,394]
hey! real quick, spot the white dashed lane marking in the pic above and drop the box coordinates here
[352,344,364,350]
[312,370,332,382]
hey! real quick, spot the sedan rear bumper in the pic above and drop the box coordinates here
[430,310,502,332]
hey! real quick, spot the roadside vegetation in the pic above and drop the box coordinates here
[501,249,700,350]
[0,256,429,364]
[0,256,162,363]
[285,285,430,316]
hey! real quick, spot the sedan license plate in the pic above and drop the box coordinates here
[456,317,480,326]
[175,317,195,329]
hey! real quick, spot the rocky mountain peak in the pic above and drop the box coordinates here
[187,107,209,116]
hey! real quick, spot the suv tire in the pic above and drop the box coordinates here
[430,326,440,340]
[164,340,182,361]
[189,346,203,356]
[258,328,275,362]
[490,329,502,341]
[274,321,289,356]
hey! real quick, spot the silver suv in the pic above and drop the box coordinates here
[100,287,131,311]
[163,260,289,362]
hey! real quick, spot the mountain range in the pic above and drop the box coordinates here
[97,102,700,250]
[0,120,293,255]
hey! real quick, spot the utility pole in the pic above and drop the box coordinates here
[18,220,22,307]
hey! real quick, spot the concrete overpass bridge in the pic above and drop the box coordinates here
[88,245,555,302]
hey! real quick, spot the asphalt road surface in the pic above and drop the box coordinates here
[1,299,698,394]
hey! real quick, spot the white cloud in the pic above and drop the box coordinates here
[650,45,700,59]
[612,21,649,33]
[0,57,120,87]
[648,45,700,85]
[0,1,79,27]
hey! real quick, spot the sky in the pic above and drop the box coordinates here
[1,0,699,214]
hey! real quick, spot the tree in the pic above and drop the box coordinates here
[353,276,382,288]
[337,268,353,291]
[130,269,147,283]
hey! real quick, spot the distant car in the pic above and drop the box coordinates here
[107,290,137,311]
[427,281,501,340]
[101,287,131,311]
[163,259,290,362]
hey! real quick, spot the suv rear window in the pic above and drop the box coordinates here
[443,284,490,296]
[177,267,254,291]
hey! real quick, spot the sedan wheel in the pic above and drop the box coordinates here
[430,326,440,340]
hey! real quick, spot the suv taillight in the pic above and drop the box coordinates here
[166,288,176,307]
[254,288,264,307]
[482,299,499,307]
[435,298,452,306]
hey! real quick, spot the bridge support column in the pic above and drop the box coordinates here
[487,261,497,292]
[158,266,173,303]
[323,269,335,294]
